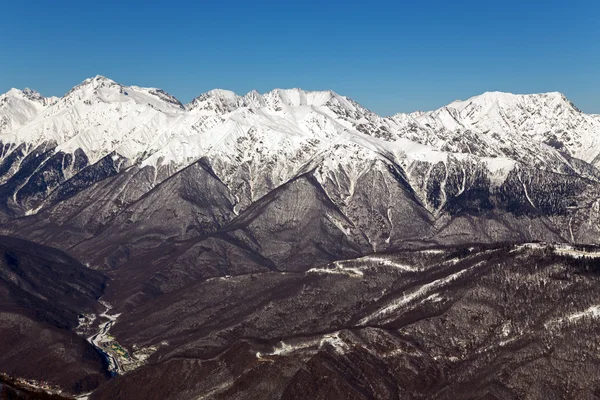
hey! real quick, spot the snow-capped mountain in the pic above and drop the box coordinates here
[389,91,600,166]
[2,76,192,164]
[0,88,58,134]
[3,77,600,400]
[0,76,599,252]
[5,77,594,180]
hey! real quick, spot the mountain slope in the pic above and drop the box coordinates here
[1,77,600,250]
[90,244,600,400]
[1,77,600,399]
[0,236,109,395]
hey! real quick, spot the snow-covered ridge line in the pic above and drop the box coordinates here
[390,90,600,165]
[2,76,600,155]
[1,75,599,216]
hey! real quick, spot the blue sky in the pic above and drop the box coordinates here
[1,0,598,115]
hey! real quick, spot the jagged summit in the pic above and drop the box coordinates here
[397,91,575,118]
[186,89,244,114]
[1,76,599,176]
[1,87,58,105]
[186,87,355,113]
[446,90,576,113]
[387,89,600,165]
[3,88,24,97]
[243,89,266,108]
[0,87,58,133]
[21,87,44,101]
[263,88,336,107]
[61,75,183,109]
[67,75,120,92]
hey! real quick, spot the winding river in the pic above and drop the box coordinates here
[87,301,122,376]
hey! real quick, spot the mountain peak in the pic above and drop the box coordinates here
[1,87,58,107]
[21,87,45,102]
[185,88,350,114]
[186,89,244,113]
[448,90,574,111]
[0,88,58,134]
[243,89,266,108]
[263,88,339,109]
[206,88,239,97]
[76,75,119,88]
[90,74,115,83]
[3,87,37,99]
[2,88,25,98]
[63,75,121,98]
[59,76,184,111]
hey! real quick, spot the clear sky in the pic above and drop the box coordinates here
[1,0,598,115]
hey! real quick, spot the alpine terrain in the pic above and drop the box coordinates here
[1,76,600,399]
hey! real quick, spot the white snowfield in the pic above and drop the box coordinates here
[390,91,600,165]
[1,76,599,210]
[0,88,58,134]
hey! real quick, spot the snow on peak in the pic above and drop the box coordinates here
[55,76,184,113]
[4,76,191,163]
[130,86,184,109]
[1,87,57,106]
[243,89,267,109]
[388,90,600,166]
[186,89,244,114]
[87,74,116,85]
[184,87,372,122]
[4,88,23,97]
[447,91,576,114]
[3,75,600,193]
[61,75,122,102]
[21,88,43,101]
[263,88,336,108]
[69,75,119,92]
[4,76,600,220]
[0,87,57,133]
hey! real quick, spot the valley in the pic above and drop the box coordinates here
[1,77,600,398]
[87,301,157,376]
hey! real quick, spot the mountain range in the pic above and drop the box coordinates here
[1,76,600,399]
